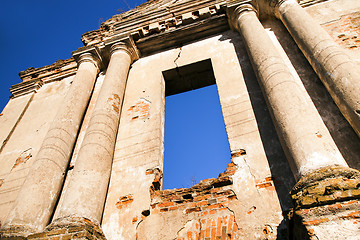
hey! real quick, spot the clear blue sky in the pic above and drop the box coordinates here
[0,0,230,189]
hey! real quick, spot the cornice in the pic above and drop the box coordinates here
[136,14,229,56]
[18,58,77,84]
[10,79,44,98]
[12,0,334,98]
[299,0,330,7]
[81,0,228,47]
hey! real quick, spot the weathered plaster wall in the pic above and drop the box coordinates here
[0,1,359,239]
[52,73,105,220]
[263,18,360,171]
[0,94,33,153]
[101,30,296,240]
[0,76,74,226]
[305,0,360,61]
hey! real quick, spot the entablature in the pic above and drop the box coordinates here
[10,0,330,98]
[19,58,77,84]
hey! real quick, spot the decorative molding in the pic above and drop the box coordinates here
[10,79,44,98]
[81,0,228,51]
[136,14,229,56]
[19,58,77,84]
[12,0,334,94]
[226,0,257,31]
[299,0,329,7]
[103,36,140,62]
[72,46,103,71]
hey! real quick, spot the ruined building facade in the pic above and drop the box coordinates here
[0,0,360,239]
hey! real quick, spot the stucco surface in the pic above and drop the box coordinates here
[0,76,73,225]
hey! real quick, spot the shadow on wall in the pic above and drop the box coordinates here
[218,31,296,213]
[222,31,296,239]
[263,19,360,170]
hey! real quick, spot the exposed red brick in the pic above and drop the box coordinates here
[157,202,175,208]
[210,188,219,193]
[343,211,360,219]
[342,200,358,205]
[115,194,134,209]
[227,215,234,233]
[188,202,197,208]
[206,203,222,210]
[256,182,272,189]
[322,12,360,50]
[211,227,216,240]
[186,207,201,214]
[209,209,217,215]
[303,218,330,226]
[227,195,237,200]
[169,206,178,211]
[198,200,207,206]
[187,231,193,240]
[327,203,342,210]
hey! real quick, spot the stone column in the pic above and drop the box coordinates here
[229,4,347,180]
[274,0,360,137]
[2,50,101,235]
[53,40,138,226]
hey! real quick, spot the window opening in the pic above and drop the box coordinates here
[162,59,230,189]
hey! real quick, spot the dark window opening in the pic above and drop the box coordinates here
[163,59,231,189]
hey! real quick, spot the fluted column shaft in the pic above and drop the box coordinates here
[275,0,360,137]
[55,43,133,224]
[3,53,100,233]
[231,5,347,180]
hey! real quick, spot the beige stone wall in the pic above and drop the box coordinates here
[0,0,359,239]
[262,18,360,170]
[0,76,74,226]
[305,0,360,61]
[101,30,293,240]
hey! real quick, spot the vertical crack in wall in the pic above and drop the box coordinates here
[233,149,261,196]
[173,47,182,69]
[224,205,240,237]
[173,219,193,240]
[0,93,34,155]
[135,219,144,240]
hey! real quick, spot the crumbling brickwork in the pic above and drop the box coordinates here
[289,166,360,239]
[134,160,241,240]
[322,12,360,50]
[0,0,359,239]
[1,218,107,240]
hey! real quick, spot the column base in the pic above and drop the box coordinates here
[1,217,107,240]
[288,166,360,239]
[0,226,32,239]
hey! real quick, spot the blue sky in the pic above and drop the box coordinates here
[0,0,230,189]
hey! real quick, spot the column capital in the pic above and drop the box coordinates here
[104,36,140,63]
[227,1,259,31]
[258,0,299,18]
[72,46,102,71]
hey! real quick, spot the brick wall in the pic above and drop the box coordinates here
[289,166,360,240]
[322,12,360,50]
[0,217,106,240]
[134,160,241,240]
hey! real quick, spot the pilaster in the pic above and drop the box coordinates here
[53,37,136,229]
[0,48,102,238]
[269,0,360,137]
